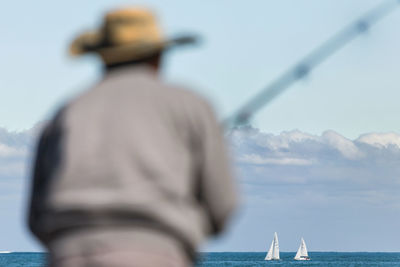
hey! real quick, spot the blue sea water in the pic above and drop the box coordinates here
[0,253,46,267]
[197,252,400,267]
[1,252,400,266]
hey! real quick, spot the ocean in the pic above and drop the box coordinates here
[1,252,400,266]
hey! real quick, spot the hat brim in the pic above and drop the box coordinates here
[70,31,198,64]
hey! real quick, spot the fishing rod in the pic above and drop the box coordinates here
[223,0,400,129]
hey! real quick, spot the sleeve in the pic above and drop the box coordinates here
[28,125,52,243]
[194,101,238,235]
[27,110,65,243]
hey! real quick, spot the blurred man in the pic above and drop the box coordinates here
[27,8,237,267]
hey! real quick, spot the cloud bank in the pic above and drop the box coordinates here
[225,127,400,251]
[229,127,400,202]
[2,124,400,210]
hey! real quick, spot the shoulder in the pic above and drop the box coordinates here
[166,83,217,115]
[167,85,223,135]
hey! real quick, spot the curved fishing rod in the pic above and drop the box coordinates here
[223,0,400,129]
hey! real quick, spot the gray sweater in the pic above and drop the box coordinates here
[28,65,237,258]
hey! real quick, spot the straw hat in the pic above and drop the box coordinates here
[70,8,196,65]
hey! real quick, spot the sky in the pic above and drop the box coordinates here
[1,0,400,253]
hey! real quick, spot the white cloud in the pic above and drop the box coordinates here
[0,126,39,178]
[229,126,400,199]
[279,130,318,144]
[0,143,27,158]
[357,132,400,148]
[239,153,313,166]
[321,130,363,159]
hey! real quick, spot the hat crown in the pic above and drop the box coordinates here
[102,8,162,46]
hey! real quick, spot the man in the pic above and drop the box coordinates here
[28,8,237,267]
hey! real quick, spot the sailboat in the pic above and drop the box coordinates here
[294,238,310,260]
[265,232,280,260]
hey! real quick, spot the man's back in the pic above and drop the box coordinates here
[29,65,237,264]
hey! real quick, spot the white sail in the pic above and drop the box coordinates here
[265,232,280,260]
[265,241,273,260]
[273,232,280,260]
[294,238,309,260]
